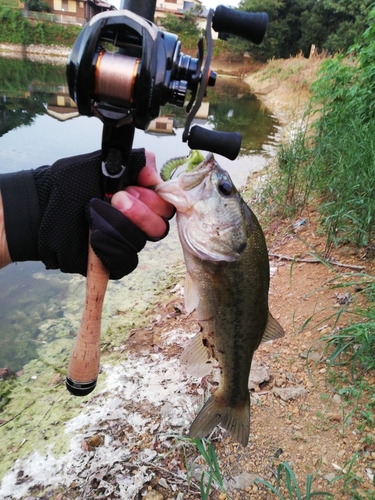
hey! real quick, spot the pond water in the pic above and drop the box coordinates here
[0,56,280,372]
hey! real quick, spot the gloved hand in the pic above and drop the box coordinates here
[0,149,174,279]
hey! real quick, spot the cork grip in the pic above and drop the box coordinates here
[66,241,109,396]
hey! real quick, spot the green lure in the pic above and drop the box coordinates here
[160,150,204,181]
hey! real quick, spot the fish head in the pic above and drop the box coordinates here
[155,153,248,262]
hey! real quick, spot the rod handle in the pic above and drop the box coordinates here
[66,240,109,396]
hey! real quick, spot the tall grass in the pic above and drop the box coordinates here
[258,9,375,400]
[260,7,375,251]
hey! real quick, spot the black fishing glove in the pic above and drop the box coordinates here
[0,149,154,280]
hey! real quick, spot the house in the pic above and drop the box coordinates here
[46,89,79,121]
[147,115,175,135]
[154,0,217,39]
[155,0,203,15]
[45,0,115,25]
[155,0,204,19]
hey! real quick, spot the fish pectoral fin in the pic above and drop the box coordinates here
[181,332,213,378]
[189,393,250,447]
[261,311,285,343]
[184,272,199,313]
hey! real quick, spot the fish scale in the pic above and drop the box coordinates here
[155,153,284,446]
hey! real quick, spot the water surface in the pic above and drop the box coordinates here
[0,57,279,371]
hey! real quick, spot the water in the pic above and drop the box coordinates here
[0,57,279,371]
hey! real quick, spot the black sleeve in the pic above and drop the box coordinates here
[0,170,41,262]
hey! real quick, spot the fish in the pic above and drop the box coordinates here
[155,153,284,447]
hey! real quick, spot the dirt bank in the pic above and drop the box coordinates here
[244,54,323,125]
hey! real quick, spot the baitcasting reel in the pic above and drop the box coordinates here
[66,5,269,161]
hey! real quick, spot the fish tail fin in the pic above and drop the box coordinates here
[189,393,250,447]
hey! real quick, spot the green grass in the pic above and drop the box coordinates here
[0,0,20,8]
[258,7,375,252]
[254,461,333,499]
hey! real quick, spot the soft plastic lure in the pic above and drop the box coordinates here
[160,150,204,181]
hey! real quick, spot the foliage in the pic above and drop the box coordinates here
[316,272,375,381]
[177,436,230,499]
[255,461,333,499]
[161,6,202,50]
[0,6,81,45]
[227,0,373,60]
[28,0,51,13]
[0,374,18,412]
[259,7,375,250]
[193,438,230,499]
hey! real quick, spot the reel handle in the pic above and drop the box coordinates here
[188,126,242,161]
[213,5,268,45]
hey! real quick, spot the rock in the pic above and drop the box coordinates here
[299,349,322,361]
[144,490,163,500]
[158,477,169,489]
[293,431,304,440]
[230,471,259,489]
[275,377,284,387]
[249,360,270,390]
[0,367,14,380]
[273,386,308,401]
[333,394,342,404]
[85,435,104,449]
[327,412,341,422]
[323,472,336,482]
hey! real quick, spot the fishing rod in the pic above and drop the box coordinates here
[65,0,269,396]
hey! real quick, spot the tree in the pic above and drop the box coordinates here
[28,0,51,12]
[228,0,284,60]
[226,0,375,60]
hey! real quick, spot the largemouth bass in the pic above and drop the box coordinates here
[155,153,284,446]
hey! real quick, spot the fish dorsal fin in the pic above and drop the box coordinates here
[262,312,285,343]
[181,332,214,378]
[184,272,199,313]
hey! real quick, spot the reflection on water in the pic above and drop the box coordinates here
[0,263,73,370]
[0,56,279,371]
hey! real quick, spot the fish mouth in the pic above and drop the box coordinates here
[180,153,217,191]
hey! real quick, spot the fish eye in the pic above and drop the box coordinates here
[218,180,234,196]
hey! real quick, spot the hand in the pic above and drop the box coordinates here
[0,149,174,279]
[87,151,175,279]
[112,151,174,239]
[0,191,11,269]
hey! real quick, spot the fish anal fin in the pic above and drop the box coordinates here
[184,272,199,313]
[189,393,250,447]
[181,332,213,378]
[262,311,285,343]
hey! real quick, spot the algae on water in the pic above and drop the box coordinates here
[0,226,184,482]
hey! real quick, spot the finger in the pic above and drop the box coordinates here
[111,191,168,239]
[137,151,163,187]
[125,186,175,219]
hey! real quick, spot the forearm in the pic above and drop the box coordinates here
[0,191,11,269]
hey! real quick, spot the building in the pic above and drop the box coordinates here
[154,0,216,39]
[45,0,115,25]
[155,0,202,15]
